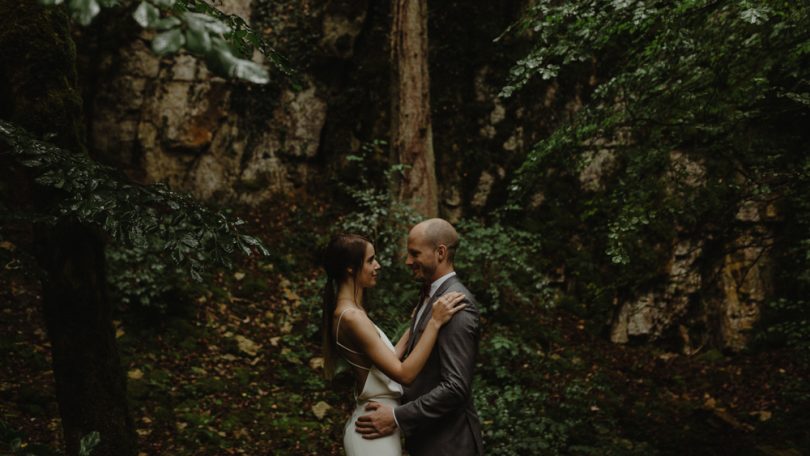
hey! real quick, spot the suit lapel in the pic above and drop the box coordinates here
[406,275,460,355]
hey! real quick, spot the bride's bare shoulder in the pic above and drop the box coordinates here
[334,306,366,323]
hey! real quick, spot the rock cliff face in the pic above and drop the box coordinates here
[89,0,329,203]
[607,153,776,352]
[86,0,542,208]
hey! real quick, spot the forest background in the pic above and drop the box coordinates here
[1,0,808,455]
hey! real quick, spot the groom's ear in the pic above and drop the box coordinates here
[436,244,448,262]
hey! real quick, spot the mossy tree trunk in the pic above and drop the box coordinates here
[0,2,136,455]
[390,0,437,218]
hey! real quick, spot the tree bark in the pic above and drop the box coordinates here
[390,0,438,217]
[0,2,136,455]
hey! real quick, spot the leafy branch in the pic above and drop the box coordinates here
[39,0,299,86]
[0,119,268,280]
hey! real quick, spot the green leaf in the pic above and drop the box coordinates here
[229,58,270,84]
[185,28,212,54]
[740,7,768,24]
[153,16,181,31]
[133,1,159,28]
[69,0,101,26]
[35,170,66,189]
[240,234,269,256]
[38,0,65,5]
[784,91,810,107]
[152,0,175,6]
[183,12,229,35]
[151,28,185,55]
[180,234,199,248]
[78,431,100,456]
[206,39,268,83]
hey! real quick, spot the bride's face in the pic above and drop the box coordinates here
[356,242,381,288]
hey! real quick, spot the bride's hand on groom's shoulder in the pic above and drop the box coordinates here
[431,292,467,326]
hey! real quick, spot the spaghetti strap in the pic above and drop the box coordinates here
[336,308,371,371]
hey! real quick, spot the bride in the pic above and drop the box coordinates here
[321,233,466,456]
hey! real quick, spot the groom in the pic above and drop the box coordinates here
[355,218,484,455]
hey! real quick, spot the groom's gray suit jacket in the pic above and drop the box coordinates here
[395,275,484,455]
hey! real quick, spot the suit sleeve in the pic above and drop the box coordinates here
[394,303,479,435]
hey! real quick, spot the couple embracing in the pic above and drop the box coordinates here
[322,218,484,455]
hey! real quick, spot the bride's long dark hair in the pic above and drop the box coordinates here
[321,233,372,380]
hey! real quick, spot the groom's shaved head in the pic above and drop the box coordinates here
[413,218,459,263]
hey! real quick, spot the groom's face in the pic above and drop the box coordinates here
[406,229,437,283]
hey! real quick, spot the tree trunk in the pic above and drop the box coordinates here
[35,222,136,456]
[0,2,136,455]
[390,0,438,218]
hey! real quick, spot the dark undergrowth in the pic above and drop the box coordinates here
[1,198,808,455]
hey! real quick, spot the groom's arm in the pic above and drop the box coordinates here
[393,303,479,435]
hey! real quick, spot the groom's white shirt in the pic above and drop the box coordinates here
[393,271,457,428]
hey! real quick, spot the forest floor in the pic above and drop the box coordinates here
[1,203,808,455]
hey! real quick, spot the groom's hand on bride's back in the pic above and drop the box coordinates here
[355,401,396,439]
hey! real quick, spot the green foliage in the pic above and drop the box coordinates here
[39,0,299,86]
[475,326,654,455]
[502,0,810,326]
[105,233,193,312]
[759,299,810,356]
[0,419,98,455]
[455,219,553,315]
[476,383,569,455]
[0,120,266,282]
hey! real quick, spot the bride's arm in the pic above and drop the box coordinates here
[394,328,410,359]
[394,303,416,358]
[340,293,466,385]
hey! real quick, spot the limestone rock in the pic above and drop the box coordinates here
[713,230,770,351]
[579,149,616,192]
[611,238,703,346]
[90,25,327,204]
[321,0,368,59]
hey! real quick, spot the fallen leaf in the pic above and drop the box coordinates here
[713,409,754,432]
[235,335,260,356]
[0,241,15,251]
[658,352,678,361]
[312,401,331,420]
[128,369,144,380]
[703,394,716,409]
[234,272,246,281]
[750,410,772,422]
[309,357,324,370]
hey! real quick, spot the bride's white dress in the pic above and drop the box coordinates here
[336,310,403,456]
